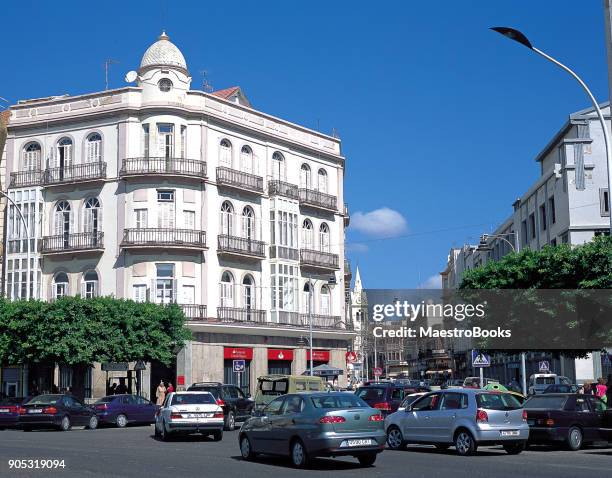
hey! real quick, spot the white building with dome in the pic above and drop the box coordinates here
[0,32,352,400]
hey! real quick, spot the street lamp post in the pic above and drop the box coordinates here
[0,191,31,300]
[491,27,612,237]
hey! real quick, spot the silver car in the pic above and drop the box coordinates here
[385,389,529,456]
[154,391,224,441]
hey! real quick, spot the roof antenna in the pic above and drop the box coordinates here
[104,59,119,90]
[200,70,213,92]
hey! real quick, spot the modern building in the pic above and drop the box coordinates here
[0,32,353,399]
[440,103,612,383]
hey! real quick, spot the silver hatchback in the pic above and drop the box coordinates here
[385,389,529,456]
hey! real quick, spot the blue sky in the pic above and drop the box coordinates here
[3,1,610,288]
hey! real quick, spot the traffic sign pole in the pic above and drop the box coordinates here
[479,367,483,388]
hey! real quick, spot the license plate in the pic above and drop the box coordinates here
[527,419,535,426]
[28,409,43,414]
[501,430,520,437]
[0,409,9,413]
[345,439,373,447]
[187,413,213,418]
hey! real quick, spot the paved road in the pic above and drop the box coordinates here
[0,425,611,478]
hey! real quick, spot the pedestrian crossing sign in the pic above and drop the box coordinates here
[471,350,491,367]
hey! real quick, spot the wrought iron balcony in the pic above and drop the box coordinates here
[180,304,208,321]
[218,235,266,258]
[268,180,299,199]
[300,248,340,270]
[299,313,347,329]
[216,167,263,193]
[298,188,337,211]
[217,306,267,323]
[41,232,104,254]
[9,170,42,188]
[121,228,207,249]
[120,157,207,179]
[43,162,107,186]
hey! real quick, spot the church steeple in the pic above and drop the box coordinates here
[353,266,363,292]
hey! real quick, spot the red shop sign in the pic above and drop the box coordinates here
[268,349,294,361]
[177,375,185,386]
[306,350,330,362]
[224,347,253,360]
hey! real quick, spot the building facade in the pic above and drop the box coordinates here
[0,32,353,399]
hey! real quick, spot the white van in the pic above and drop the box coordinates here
[528,374,572,395]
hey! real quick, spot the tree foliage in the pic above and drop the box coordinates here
[0,296,192,366]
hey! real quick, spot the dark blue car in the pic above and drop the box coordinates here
[0,397,32,429]
[93,394,157,428]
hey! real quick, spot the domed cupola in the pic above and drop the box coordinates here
[139,31,188,75]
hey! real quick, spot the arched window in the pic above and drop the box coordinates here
[302,219,313,249]
[302,282,312,314]
[317,168,328,194]
[220,201,234,236]
[319,223,330,252]
[320,285,331,316]
[56,137,73,170]
[54,201,72,239]
[242,274,255,310]
[240,145,253,174]
[242,206,255,240]
[300,164,311,189]
[85,133,102,163]
[272,152,285,180]
[220,271,234,307]
[83,197,101,235]
[53,272,69,299]
[82,270,99,298]
[219,139,232,167]
[23,142,41,171]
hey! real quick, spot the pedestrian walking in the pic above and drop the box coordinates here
[167,382,174,394]
[595,377,607,399]
[156,380,167,406]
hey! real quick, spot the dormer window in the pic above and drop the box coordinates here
[158,78,173,92]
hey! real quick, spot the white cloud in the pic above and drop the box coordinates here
[419,274,442,289]
[346,242,369,253]
[350,207,408,238]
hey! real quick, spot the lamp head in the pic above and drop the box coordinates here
[490,27,533,49]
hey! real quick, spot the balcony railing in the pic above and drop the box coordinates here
[216,167,263,193]
[298,188,337,211]
[300,248,340,270]
[41,232,104,254]
[299,313,346,329]
[9,170,42,188]
[217,306,267,323]
[120,157,207,178]
[122,228,207,249]
[43,162,107,185]
[268,180,299,199]
[180,304,208,321]
[218,235,266,258]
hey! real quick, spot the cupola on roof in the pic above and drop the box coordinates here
[139,31,187,73]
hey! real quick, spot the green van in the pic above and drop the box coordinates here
[253,375,325,410]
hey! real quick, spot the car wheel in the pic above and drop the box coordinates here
[290,439,309,468]
[240,435,256,460]
[86,415,98,430]
[212,430,223,441]
[503,441,525,455]
[357,453,377,467]
[386,426,406,450]
[60,416,71,432]
[224,411,235,431]
[454,430,476,456]
[435,444,451,451]
[566,426,583,451]
[116,414,128,428]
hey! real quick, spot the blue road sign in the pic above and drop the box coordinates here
[471,350,491,367]
[233,359,245,373]
[538,361,550,373]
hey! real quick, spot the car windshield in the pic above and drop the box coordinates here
[25,395,62,405]
[536,377,556,385]
[311,395,369,409]
[355,387,385,401]
[189,387,220,399]
[170,393,216,406]
[525,395,567,409]
[476,393,522,410]
[258,379,288,396]
[401,394,424,408]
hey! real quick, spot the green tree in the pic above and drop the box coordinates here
[0,297,192,399]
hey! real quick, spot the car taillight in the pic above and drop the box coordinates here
[545,418,555,426]
[17,407,26,415]
[476,409,488,423]
[216,399,226,407]
[6,406,17,413]
[373,402,391,411]
[170,413,183,419]
[43,406,57,415]
[522,410,528,422]
[319,416,346,424]
[213,412,224,419]
[368,414,384,422]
